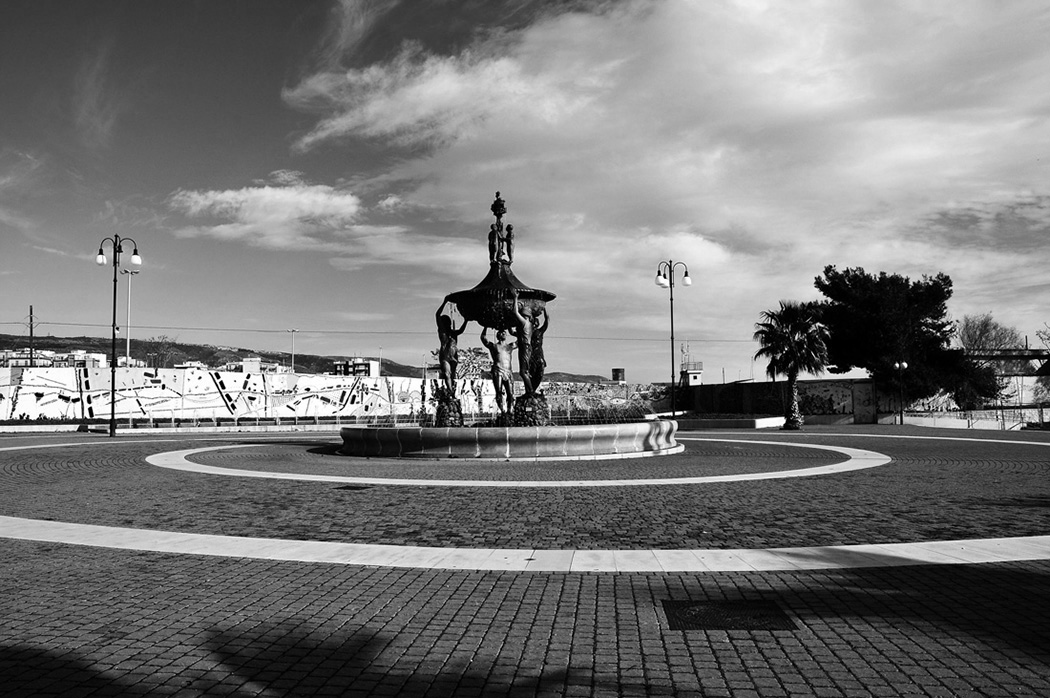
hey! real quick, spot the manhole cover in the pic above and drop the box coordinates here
[662,600,796,631]
[333,485,371,491]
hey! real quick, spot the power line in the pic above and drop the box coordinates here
[5,320,754,344]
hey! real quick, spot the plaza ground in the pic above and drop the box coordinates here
[1,426,1049,696]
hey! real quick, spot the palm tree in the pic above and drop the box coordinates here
[753,301,830,430]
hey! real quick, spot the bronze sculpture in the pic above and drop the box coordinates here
[480,327,516,416]
[528,305,549,390]
[434,192,556,424]
[510,291,535,396]
[435,300,467,393]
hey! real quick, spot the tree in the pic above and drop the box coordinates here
[430,346,490,380]
[142,335,179,369]
[813,266,996,407]
[957,313,1024,355]
[1033,324,1050,404]
[753,300,829,430]
[957,313,1028,401]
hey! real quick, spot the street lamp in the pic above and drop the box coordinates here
[894,361,908,425]
[96,235,142,437]
[121,268,140,364]
[655,260,691,417]
[287,329,299,373]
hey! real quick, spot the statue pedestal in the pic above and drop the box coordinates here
[513,392,550,427]
[434,386,464,428]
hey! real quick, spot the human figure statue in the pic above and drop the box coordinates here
[481,326,516,415]
[504,224,514,265]
[510,291,535,396]
[529,305,549,390]
[488,224,499,264]
[435,299,467,393]
[491,191,506,227]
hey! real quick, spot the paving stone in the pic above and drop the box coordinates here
[3,428,1050,696]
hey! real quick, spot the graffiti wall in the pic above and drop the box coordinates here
[0,368,653,422]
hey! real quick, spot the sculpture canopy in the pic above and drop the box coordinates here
[446,262,556,330]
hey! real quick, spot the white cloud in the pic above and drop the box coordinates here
[168,180,364,250]
[196,0,1050,378]
[0,150,45,237]
[285,43,594,152]
[167,176,485,276]
[73,41,126,152]
[290,1,1049,295]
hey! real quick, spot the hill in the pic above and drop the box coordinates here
[0,333,420,377]
[0,333,606,382]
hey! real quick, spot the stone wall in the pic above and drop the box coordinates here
[690,378,889,424]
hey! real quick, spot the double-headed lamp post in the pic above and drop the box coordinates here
[96,235,142,437]
[655,260,691,416]
[894,361,908,425]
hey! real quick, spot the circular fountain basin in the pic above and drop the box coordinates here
[340,420,682,461]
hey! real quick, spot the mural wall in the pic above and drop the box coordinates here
[0,368,652,422]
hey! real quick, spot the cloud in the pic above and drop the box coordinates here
[283,1,1050,318]
[167,173,483,275]
[0,150,45,236]
[284,41,594,152]
[168,176,365,250]
[333,310,396,323]
[73,41,126,152]
[148,0,1050,378]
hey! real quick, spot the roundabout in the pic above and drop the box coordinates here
[1,428,1048,571]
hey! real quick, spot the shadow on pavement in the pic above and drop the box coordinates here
[205,622,576,696]
[1,645,152,697]
[760,548,1050,661]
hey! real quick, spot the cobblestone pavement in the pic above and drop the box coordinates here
[2,426,1050,696]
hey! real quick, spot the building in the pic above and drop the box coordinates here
[218,356,288,374]
[331,357,380,377]
[1,349,106,368]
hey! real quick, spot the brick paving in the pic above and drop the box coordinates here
[1,426,1050,696]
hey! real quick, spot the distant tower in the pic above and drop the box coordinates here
[679,343,704,386]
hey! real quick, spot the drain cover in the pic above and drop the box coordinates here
[662,600,796,631]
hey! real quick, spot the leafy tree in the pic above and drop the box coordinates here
[753,300,829,430]
[429,346,491,381]
[457,346,491,379]
[814,266,996,407]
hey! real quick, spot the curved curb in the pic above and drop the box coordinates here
[144,438,891,487]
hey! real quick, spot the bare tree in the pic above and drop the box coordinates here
[143,335,179,369]
[958,314,1030,402]
[958,314,1023,354]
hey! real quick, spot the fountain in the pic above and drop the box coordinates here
[340,193,682,460]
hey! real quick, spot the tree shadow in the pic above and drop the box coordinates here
[204,622,577,696]
[0,645,151,697]
[729,548,1050,662]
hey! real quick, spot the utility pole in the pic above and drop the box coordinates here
[28,305,34,368]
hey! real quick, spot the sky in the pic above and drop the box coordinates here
[2,0,1049,384]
